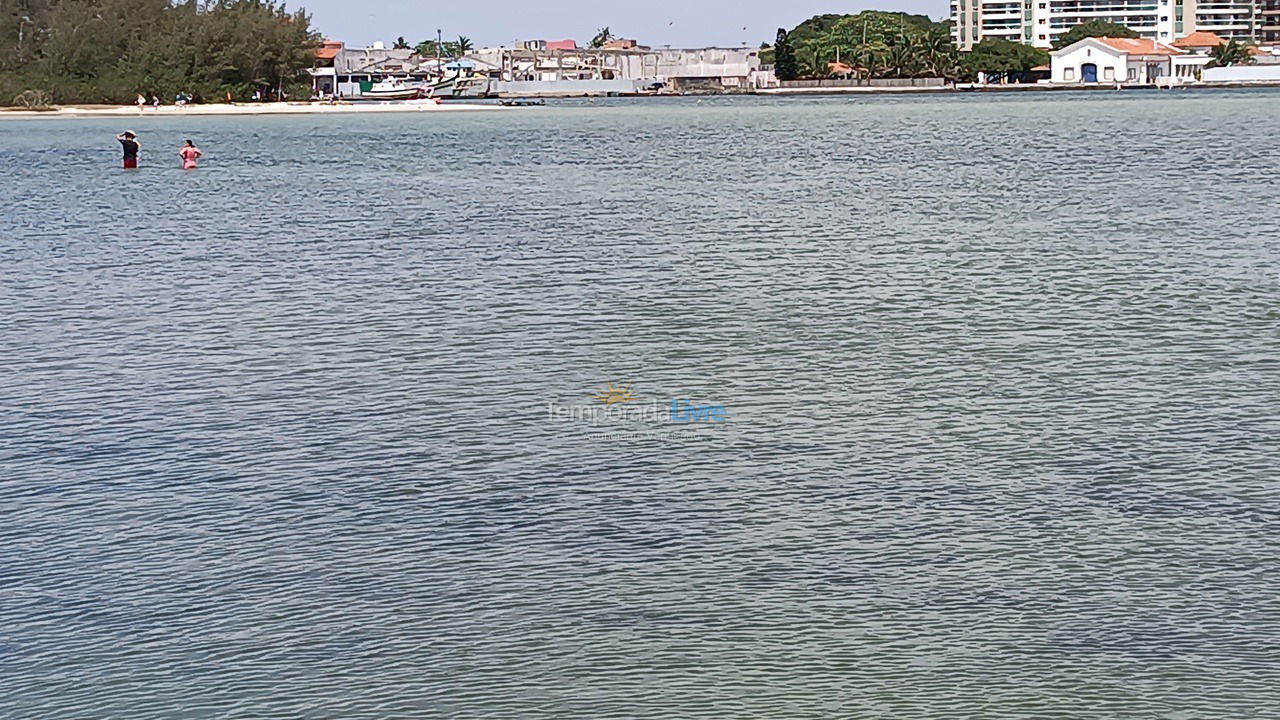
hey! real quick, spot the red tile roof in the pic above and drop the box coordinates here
[546,40,577,51]
[1095,37,1183,55]
[1173,31,1225,48]
[315,41,342,60]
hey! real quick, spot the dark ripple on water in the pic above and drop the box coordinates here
[2,92,1280,718]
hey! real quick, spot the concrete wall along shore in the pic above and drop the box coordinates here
[495,79,643,96]
[779,78,947,88]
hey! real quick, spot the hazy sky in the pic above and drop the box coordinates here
[303,0,950,49]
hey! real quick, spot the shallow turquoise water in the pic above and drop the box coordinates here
[2,91,1280,718]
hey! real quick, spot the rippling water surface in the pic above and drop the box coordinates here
[3,91,1280,718]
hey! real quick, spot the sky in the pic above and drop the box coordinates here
[301,0,951,50]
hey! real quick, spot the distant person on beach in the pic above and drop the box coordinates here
[135,94,146,113]
[178,139,202,170]
[116,131,140,169]
[150,94,160,109]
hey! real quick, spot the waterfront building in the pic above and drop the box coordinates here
[310,41,344,96]
[310,38,775,98]
[464,44,773,95]
[1049,35,1210,82]
[1266,0,1280,40]
[309,41,439,97]
[1195,0,1267,40]
[953,0,1266,50]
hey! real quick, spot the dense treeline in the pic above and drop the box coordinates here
[0,0,317,105]
[770,12,961,81]
[769,11,1055,82]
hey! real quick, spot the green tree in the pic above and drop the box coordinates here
[1207,38,1254,67]
[966,37,1050,82]
[779,11,955,79]
[773,27,797,81]
[590,27,613,48]
[393,36,409,49]
[455,35,472,54]
[1052,20,1138,49]
[0,0,318,105]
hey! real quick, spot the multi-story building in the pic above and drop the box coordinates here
[1265,0,1280,41]
[1196,0,1265,40]
[953,0,1265,49]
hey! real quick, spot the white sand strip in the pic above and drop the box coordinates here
[0,101,507,118]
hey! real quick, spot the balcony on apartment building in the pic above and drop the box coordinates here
[1047,1,1159,12]
[1050,15,1158,24]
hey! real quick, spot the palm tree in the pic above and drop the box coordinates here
[858,43,886,79]
[590,27,614,48]
[456,35,473,54]
[882,42,913,78]
[1207,38,1253,68]
[917,27,954,77]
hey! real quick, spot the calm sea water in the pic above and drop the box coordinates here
[3,91,1280,718]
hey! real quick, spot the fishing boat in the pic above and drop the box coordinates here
[360,78,429,100]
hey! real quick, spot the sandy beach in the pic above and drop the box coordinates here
[0,100,507,118]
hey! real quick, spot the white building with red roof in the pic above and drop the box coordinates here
[1049,36,1211,85]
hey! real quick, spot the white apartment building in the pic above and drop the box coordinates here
[953,0,1263,49]
[1196,0,1267,39]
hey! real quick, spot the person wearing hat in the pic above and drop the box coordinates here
[116,131,140,169]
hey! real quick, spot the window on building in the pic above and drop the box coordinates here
[1039,18,1046,23]
[1039,34,1047,39]
[1161,16,1168,21]
[1128,67,1138,79]
[1065,68,1076,80]
[1104,67,1115,80]
[1038,2,1045,6]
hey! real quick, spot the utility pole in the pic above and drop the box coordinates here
[437,28,443,58]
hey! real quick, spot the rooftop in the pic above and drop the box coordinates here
[1172,31,1225,48]
[315,41,343,61]
[1095,37,1183,55]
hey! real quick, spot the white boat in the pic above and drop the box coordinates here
[361,78,429,100]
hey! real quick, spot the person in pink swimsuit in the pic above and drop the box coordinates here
[178,139,202,169]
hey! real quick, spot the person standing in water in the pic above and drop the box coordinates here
[116,131,140,169]
[178,139,202,170]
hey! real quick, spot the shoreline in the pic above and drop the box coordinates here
[2,80,1278,116]
[0,100,507,118]
[759,80,1280,96]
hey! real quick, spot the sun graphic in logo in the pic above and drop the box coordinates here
[592,382,640,406]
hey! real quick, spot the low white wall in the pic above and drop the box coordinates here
[494,79,643,96]
[1202,65,1280,82]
